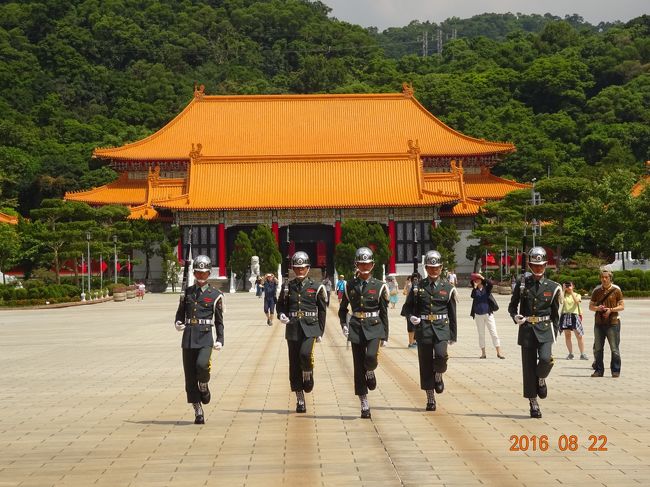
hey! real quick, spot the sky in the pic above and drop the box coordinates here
[322,0,648,30]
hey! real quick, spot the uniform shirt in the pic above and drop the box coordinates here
[277,277,327,340]
[508,275,561,346]
[338,276,389,342]
[401,276,457,342]
[175,284,224,348]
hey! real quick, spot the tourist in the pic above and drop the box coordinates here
[262,273,278,326]
[589,269,624,378]
[470,272,505,359]
[559,281,588,360]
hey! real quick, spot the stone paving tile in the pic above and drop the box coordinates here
[1,293,649,486]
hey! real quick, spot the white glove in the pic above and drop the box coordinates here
[514,314,526,325]
[174,320,185,331]
[448,340,456,346]
[213,341,222,350]
[279,313,290,324]
[342,325,349,337]
[409,315,421,325]
[345,313,351,325]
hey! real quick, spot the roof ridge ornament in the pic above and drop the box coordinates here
[190,143,203,159]
[402,82,414,97]
[407,139,421,157]
[193,82,206,99]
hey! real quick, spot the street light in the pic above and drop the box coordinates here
[81,254,85,301]
[86,232,91,294]
[113,235,118,284]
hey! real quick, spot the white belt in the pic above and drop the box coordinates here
[289,311,317,317]
[353,311,379,318]
[526,315,550,323]
[421,314,448,321]
[186,318,214,325]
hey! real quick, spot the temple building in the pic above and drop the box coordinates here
[65,84,528,277]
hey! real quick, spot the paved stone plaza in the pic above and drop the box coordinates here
[0,291,648,486]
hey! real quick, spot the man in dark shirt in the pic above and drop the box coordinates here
[263,273,278,325]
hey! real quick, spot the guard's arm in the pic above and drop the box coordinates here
[213,294,224,346]
[317,284,327,335]
[379,283,389,340]
[448,287,458,342]
[508,280,521,322]
[338,282,350,327]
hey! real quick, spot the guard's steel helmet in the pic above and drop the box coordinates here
[424,250,443,267]
[291,251,311,268]
[355,247,374,263]
[193,255,211,270]
[528,246,547,265]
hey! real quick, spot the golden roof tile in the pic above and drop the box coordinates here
[94,92,515,161]
[154,153,460,211]
[0,211,18,225]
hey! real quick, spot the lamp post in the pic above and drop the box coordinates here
[412,227,419,274]
[81,254,85,301]
[127,255,131,285]
[113,235,118,284]
[100,254,103,291]
[504,228,509,278]
[86,232,91,294]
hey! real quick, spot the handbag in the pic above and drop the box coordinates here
[488,293,499,312]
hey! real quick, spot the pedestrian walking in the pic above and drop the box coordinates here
[338,247,389,419]
[277,252,327,413]
[401,250,457,412]
[470,272,505,359]
[508,247,561,419]
[174,255,224,424]
[589,269,624,378]
[559,281,588,360]
[262,273,278,325]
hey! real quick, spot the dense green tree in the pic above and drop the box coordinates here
[334,219,390,280]
[0,223,20,284]
[429,223,460,270]
[229,231,254,287]
[250,224,282,274]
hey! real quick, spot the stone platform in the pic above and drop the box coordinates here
[0,291,648,486]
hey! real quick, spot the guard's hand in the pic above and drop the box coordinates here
[409,315,421,325]
[279,313,290,324]
[174,320,186,331]
[345,313,351,325]
[514,314,526,325]
[213,341,222,350]
[342,325,349,337]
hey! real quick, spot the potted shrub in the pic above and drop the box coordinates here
[113,284,127,302]
[126,285,136,299]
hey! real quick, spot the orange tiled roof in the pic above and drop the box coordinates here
[64,173,185,206]
[153,153,460,211]
[631,176,649,197]
[127,204,160,220]
[464,172,530,200]
[94,90,515,161]
[0,211,18,225]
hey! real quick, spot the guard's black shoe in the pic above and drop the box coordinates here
[426,401,436,411]
[303,375,314,393]
[591,371,603,377]
[200,384,211,404]
[536,379,547,399]
[529,406,542,419]
[194,415,205,424]
[361,409,371,419]
[434,376,444,394]
[296,402,306,413]
[591,361,596,370]
[366,374,376,391]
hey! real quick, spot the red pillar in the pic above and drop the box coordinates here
[388,219,396,274]
[218,223,226,277]
[334,220,342,245]
[272,222,279,244]
[177,237,183,262]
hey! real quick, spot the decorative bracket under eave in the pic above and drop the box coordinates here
[408,139,424,199]
[189,143,203,160]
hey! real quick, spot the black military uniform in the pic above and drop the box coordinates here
[277,275,327,402]
[401,271,457,409]
[508,247,560,418]
[338,254,389,418]
[175,282,224,408]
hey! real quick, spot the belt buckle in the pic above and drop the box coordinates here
[189,318,198,325]
[296,311,304,318]
[428,314,435,321]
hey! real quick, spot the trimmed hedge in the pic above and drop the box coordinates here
[0,282,81,305]
[548,269,650,295]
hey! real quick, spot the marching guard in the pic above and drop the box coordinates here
[401,250,457,411]
[508,247,561,418]
[338,247,389,419]
[277,251,328,413]
[174,255,224,424]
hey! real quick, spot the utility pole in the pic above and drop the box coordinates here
[418,31,429,57]
[437,28,442,54]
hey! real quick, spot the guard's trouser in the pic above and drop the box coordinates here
[182,346,212,403]
[416,339,448,390]
[287,329,316,391]
[351,334,381,396]
[521,341,553,398]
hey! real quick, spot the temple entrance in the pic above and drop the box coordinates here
[280,224,334,278]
